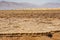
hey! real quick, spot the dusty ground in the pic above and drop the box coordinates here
[0,17,60,33]
[0,10,60,40]
[0,32,60,40]
[0,11,60,33]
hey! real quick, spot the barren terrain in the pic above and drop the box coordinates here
[0,10,60,40]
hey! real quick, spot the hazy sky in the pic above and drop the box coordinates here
[0,0,60,5]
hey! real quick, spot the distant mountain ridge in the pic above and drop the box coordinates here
[40,3,60,8]
[0,1,60,10]
[0,1,39,10]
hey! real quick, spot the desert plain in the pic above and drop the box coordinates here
[0,9,60,40]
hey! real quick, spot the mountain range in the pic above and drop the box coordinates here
[0,1,60,10]
[40,3,60,8]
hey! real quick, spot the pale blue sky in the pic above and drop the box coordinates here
[0,0,60,5]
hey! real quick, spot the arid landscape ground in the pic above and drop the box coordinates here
[0,9,60,40]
